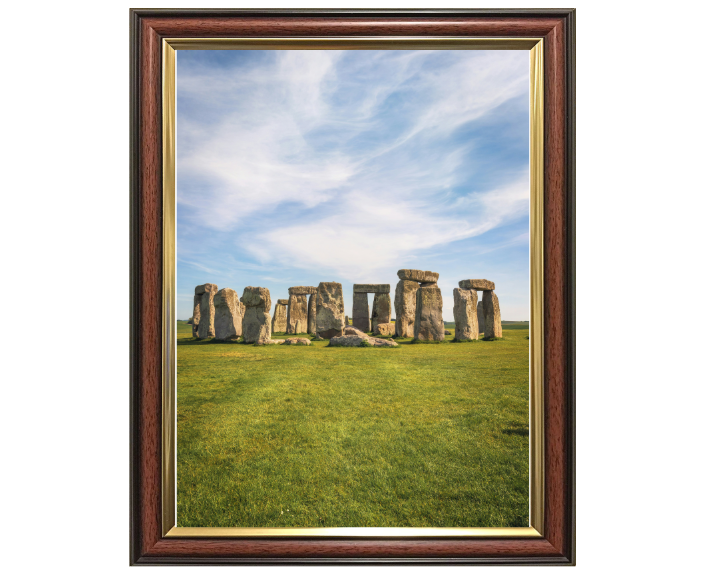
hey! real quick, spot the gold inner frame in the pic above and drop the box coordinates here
[161,37,544,538]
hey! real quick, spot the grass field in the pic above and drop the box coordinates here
[176,320,529,528]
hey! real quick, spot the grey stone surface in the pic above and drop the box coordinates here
[277,299,289,305]
[240,287,272,343]
[308,293,317,335]
[288,286,317,295]
[316,282,345,339]
[477,301,485,334]
[343,325,365,336]
[445,329,451,335]
[452,288,479,341]
[328,334,398,347]
[286,294,308,334]
[352,291,370,332]
[373,322,394,336]
[414,284,444,341]
[459,279,495,291]
[213,288,245,341]
[482,290,502,339]
[192,293,202,337]
[394,279,419,337]
[197,283,219,339]
[371,292,392,332]
[353,284,391,294]
[271,300,287,333]
[283,337,312,346]
[397,269,439,283]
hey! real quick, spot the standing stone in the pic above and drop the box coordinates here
[477,301,485,335]
[316,282,344,339]
[286,294,308,334]
[482,290,502,339]
[271,299,288,333]
[453,288,479,341]
[196,283,218,339]
[352,292,370,332]
[308,294,317,335]
[371,292,391,333]
[192,292,202,337]
[394,279,419,337]
[213,288,245,341]
[241,286,272,343]
[414,284,444,341]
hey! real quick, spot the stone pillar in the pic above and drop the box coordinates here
[195,283,218,339]
[482,290,502,339]
[452,288,478,341]
[286,294,308,334]
[477,301,485,335]
[241,286,272,343]
[272,299,288,333]
[394,279,419,337]
[316,282,344,339]
[308,294,317,335]
[414,283,444,341]
[371,293,391,333]
[352,292,370,332]
[213,288,245,341]
[192,293,202,337]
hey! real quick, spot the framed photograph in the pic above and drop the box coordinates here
[130,8,575,565]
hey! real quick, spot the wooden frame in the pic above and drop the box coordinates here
[130,8,575,565]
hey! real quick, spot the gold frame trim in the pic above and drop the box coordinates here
[161,37,544,538]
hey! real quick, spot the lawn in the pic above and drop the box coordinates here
[176,320,529,528]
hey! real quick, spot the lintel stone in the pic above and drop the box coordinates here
[459,279,495,291]
[354,284,390,294]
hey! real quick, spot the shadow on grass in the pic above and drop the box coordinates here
[502,427,529,436]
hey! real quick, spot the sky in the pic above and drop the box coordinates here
[176,49,530,322]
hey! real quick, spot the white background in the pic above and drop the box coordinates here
[2,0,719,574]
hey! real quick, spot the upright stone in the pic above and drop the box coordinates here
[371,293,391,333]
[191,291,202,338]
[414,284,444,341]
[196,283,218,339]
[271,299,288,333]
[316,282,344,339]
[213,288,245,341]
[352,292,370,332]
[241,286,272,343]
[482,290,502,339]
[308,294,317,335]
[286,294,308,334]
[394,279,419,337]
[477,301,485,334]
[453,288,478,341]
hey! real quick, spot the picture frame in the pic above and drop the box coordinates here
[130,8,575,565]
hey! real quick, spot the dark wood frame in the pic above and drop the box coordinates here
[130,8,575,565]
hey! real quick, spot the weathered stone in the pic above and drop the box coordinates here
[453,288,479,341]
[288,286,317,295]
[352,292,370,332]
[353,284,390,294]
[192,294,202,337]
[328,333,399,347]
[271,300,287,333]
[283,337,312,346]
[482,290,502,339]
[345,315,349,325]
[213,288,245,341]
[308,294,317,335]
[397,269,439,283]
[414,284,444,341]
[477,301,485,334]
[286,294,308,334]
[240,286,272,311]
[394,279,419,337]
[255,338,284,345]
[459,279,495,291]
[445,329,451,335]
[343,325,365,337]
[373,322,394,336]
[316,282,345,339]
[197,283,218,339]
[371,292,392,332]
[241,287,272,343]
[277,299,289,305]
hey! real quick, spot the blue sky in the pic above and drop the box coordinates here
[177,49,530,321]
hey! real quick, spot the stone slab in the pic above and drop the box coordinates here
[397,269,439,283]
[452,287,479,341]
[288,286,317,295]
[459,279,495,291]
[353,284,390,294]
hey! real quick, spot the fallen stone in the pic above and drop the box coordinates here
[482,290,502,339]
[373,322,394,336]
[196,283,218,339]
[397,269,439,283]
[283,337,312,346]
[414,284,444,341]
[352,291,370,332]
[286,294,308,334]
[445,329,451,335]
[353,284,391,294]
[343,325,365,336]
[316,282,345,339]
[255,338,284,345]
[371,292,391,332]
[271,300,288,333]
[459,279,495,291]
[453,287,479,341]
[288,286,317,295]
[241,287,272,343]
[328,334,399,347]
[394,279,419,337]
[213,288,245,341]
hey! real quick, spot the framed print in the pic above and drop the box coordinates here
[130,8,575,565]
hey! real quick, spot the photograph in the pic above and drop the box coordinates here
[175,46,534,529]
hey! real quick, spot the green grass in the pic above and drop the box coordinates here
[176,321,529,528]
